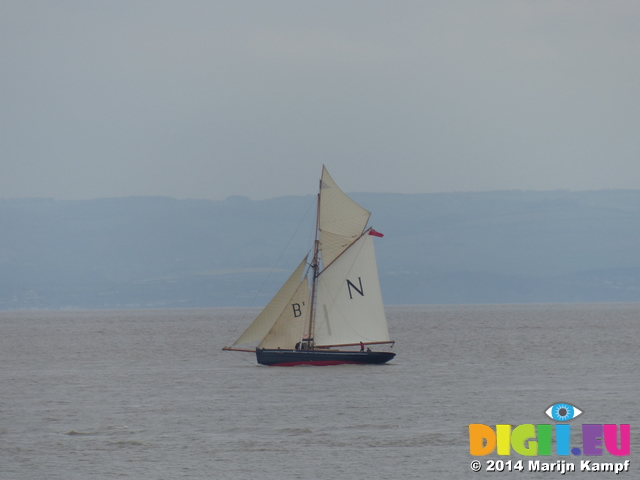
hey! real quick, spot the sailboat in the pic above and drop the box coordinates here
[223,166,395,366]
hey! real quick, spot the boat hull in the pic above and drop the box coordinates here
[256,349,395,366]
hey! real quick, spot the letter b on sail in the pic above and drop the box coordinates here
[292,303,302,317]
[347,277,364,299]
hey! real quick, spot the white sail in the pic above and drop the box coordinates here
[314,232,390,346]
[232,257,308,347]
[259,275,309,349]
[319,166,371,267]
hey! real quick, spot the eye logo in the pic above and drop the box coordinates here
[545,403,583,422]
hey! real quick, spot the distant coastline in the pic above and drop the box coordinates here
[2,190,640,309]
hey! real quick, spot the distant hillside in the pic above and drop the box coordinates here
[1,190,640,309]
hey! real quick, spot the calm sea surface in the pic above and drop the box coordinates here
[1,304,638,479]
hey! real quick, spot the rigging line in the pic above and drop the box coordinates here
[225,348,260,367]
[223,195,317,348]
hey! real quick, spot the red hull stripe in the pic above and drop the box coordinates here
[267,360,368,367]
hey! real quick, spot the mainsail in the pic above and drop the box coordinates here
[225,166,393,359]
[314,232,389,346]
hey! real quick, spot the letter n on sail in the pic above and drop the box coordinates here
[347,277,364,299]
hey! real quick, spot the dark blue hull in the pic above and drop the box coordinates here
[256,348,395,366]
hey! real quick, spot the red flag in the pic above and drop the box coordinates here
[369,228,384,237]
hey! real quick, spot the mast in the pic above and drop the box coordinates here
[306,176,322,345]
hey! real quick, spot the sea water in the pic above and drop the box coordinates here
[1,304,638,479]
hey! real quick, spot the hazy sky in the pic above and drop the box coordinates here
[2,1,639,200]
